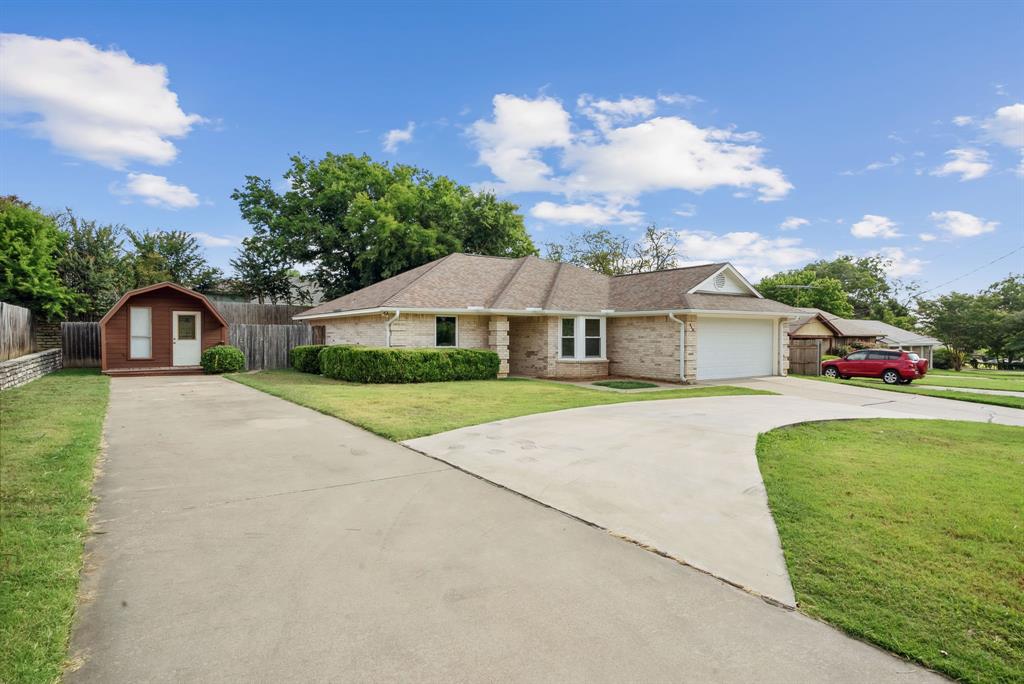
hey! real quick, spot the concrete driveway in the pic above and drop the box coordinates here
[68,376,943,683]
[406,376,1024,606]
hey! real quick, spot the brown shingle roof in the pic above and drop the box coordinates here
[297,253,800,318]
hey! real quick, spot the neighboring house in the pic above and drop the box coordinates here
[791,307,940,365]
[294,253,801,382]
[99,282,229,376]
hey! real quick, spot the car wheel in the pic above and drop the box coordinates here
[883,370,900,385]
[823,366,839,379]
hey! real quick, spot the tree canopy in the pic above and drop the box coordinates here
[0,197,76,318]
[229,234,295,304]
[125,230,223,291]
[543,225,679,276]
[231,153,537,299]
[756,270,854,317]
[55,211,129,319]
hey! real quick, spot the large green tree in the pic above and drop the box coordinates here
[917,292,998,371]
[55,211,129,319]
[229,234,295,304]
[544,225,679,276]
[756,270,854,317]
[232,153,537,298]
[982,274,1024,366]
[126,230,223,290]
[0,197,76,318]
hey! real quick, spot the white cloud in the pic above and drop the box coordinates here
[850,214,902,239]
[530,201,644,225]
[469,93,792,202]
[918,233,937,242]
[382,122,415,153]
[779,216,809,231]
[0,33,203,168]
[841,154,903,175]
[981,103,1024,149]
[675,229,816,281]
[929,210,998,237]
[874,247,925,277]
[112,173,199,209]
[952,115,974,127]
[930,148,991,181]
[674,203,697,218]
[657,92,702,107]
[191,232,237,248]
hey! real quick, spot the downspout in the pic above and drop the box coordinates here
[385,309,401,347]
[668,312,686,383]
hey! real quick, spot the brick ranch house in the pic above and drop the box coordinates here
[294,253,802,382]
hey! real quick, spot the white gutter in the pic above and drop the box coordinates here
[384,309,400,347]
[668,312,686,382]
[294,305,798,322]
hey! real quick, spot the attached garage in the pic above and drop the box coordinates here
[696,317,775,380]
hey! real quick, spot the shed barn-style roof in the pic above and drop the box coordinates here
[99,282,229,328]
[296,254,800,320]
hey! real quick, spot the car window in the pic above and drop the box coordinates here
[867,352,888,360]
[908,353,920,361]
[846,351,868,361]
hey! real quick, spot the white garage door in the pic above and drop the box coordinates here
[696,317,774,380]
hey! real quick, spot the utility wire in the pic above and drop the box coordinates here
[911,244,1024,300]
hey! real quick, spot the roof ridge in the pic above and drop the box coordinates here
[380,253,456,308]
[542,261,567,310]
[612,262,725,278]
[487,255,531,308]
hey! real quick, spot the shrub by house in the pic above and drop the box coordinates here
[319,345,499,383]
[201,345,245,374]
[289,344,326,373]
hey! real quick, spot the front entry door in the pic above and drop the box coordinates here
[172,311,202,366]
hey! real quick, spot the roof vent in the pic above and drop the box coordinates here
[713,273,727,290]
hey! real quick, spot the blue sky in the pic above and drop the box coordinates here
[2,1,1022,294]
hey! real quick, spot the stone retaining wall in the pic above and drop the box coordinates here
[0,348,63,390]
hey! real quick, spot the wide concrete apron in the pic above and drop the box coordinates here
[406,389,1020,606]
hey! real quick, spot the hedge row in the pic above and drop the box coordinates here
[319,345,499,383]
[289,344,326,373]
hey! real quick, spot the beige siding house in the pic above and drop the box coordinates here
[295,253,802,383]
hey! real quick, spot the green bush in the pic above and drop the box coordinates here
[828,344,852,357]
[932,347,953,370]
[821,354,840,361]
[320,345,499,383]
[200,345,245,374]
[289,344,326,373]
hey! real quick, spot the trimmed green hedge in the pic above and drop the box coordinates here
[290,344,326,373]
[201,345,245,374]
[320,345,499,383]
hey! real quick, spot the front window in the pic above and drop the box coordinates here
[435,316,457,347]
[560,316,605,360]
[561,318,575,357]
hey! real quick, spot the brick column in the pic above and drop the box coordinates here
[779,320,790,376]
[682,315,698,383]
[488,316,510,378]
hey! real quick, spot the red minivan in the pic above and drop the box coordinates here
[821,349,928,384]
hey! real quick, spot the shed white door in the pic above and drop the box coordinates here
[696,317,774,380]
[172,311,202,366]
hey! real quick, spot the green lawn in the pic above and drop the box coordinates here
[924,369,1024,391]
[757,419,1024,683]
[592,380,660,390]
[809,375,1024,410]
[229,369,772,441]
[0,369,110,684]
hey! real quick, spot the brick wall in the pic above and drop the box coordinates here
[606,316,681,382]
[323,314,387,346]
[389,314,489,349]
[0,348,62,390]
[509,316,549,376]
[779,320,790,376]
[34,319,61,352]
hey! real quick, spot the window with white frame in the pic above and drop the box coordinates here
[559,317,605,359]
[129,307,152,358]
[435,316,457,347]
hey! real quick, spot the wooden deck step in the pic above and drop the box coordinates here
[103,366,203,377]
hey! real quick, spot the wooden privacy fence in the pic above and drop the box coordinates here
[214,302,308,325]
[789,338,823,376]
[0,302,35,361]
[229,324,313,370]
[62,322,101,367]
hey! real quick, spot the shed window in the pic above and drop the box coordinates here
[130,307,152,358]
[435,316,457,347]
